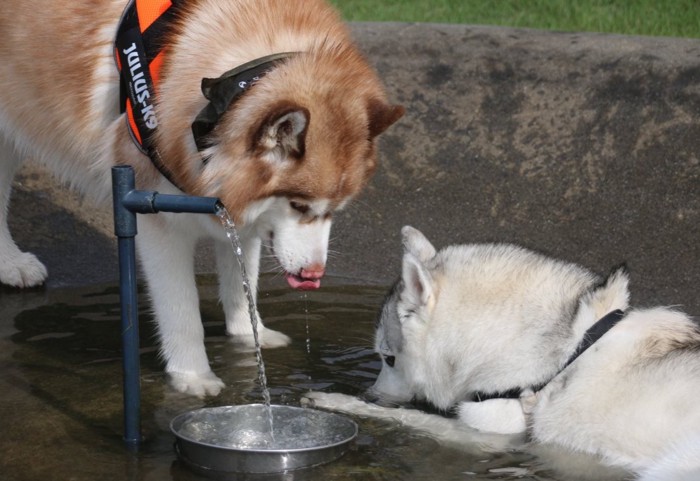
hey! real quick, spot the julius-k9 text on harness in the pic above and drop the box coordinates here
[115,0,181,188]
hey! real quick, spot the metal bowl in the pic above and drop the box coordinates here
[171,404,358,475]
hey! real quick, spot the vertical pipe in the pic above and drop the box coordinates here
[111,166,142,447]
[111,165,221,449]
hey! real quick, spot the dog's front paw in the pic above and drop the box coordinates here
[229,325,291,349]
[258,326,292,347]
[302,391,362,411]
[0,251,48,287]
[168,370,225,398]
[457,399,527,434]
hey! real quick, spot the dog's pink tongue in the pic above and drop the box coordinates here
[285,273,321,290]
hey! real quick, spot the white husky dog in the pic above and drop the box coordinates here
[308,226,700,480]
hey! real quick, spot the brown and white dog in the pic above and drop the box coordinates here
[0,0,403,396]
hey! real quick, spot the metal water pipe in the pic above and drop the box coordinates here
[111,165,222,447]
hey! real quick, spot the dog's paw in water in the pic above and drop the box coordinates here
[0,250,48,288]
[226,312,292,349]
[303,391,372,412]
[168,370,225,398]
[257,326,292,348]
[228,325,292,349]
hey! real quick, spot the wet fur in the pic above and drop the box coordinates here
[0,0,403,396]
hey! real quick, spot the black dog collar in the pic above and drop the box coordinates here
[559,308,625,371]
[471,309,626,402]
[191,52,298,155]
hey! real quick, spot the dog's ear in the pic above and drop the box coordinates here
[401,226,436,262]
[573,265,630,328]
[253,101,310,161]
[590,265,631,315]
[401,251,434,310]
[368,98,405,139]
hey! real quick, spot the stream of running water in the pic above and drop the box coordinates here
[216,206,275,442]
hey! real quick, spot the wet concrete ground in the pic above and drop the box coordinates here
[1,22,699,481]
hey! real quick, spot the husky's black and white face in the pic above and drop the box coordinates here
[368,226,439,406]
[367,225,633,417]
[368,279,416,405]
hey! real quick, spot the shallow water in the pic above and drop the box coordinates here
[0,275,632,481]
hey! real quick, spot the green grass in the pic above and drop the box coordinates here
[328,0,700,38]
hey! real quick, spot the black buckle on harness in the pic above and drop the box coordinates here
[115,0,297,188]
[191,52,298,156]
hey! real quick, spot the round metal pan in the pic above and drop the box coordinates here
[171,404,357,475]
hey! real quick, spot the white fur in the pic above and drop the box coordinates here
[636,434,700,481]
[0,136,48,287]
[370,225,605,411]
[303,391,524,453]
[530,307,700,470]
[360,226,700,479]
[457,399,527,435]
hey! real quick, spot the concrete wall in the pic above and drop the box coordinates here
[332,23,700,314]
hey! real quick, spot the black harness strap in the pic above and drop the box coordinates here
[191,53,298,155]
[471,309,626,402]
[560,309,625,371]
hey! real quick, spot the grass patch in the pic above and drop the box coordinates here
[328,0,700,38]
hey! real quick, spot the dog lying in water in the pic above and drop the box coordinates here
[307,226,700,481]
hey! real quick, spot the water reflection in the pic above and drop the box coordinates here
[0,277,631,481]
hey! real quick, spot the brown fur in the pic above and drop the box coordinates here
[1,0,403,220]
[155,0,403,221]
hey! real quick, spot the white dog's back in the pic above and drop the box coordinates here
[367,226,700,479]
[532,307,700,470]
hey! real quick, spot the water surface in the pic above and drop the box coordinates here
[0,275,630,481]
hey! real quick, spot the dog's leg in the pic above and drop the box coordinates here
[304,392,523,452]
[137,214,224,397]
[0,136,48,287]
[215,233,291,348]
[457,399,528,434]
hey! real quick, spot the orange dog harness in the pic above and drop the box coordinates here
[115,0,181,186]
[115,0,296,189]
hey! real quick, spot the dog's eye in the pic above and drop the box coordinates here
[289,201,310,214]
[383,355,395,368]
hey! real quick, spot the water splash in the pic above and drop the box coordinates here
[216,206,274,440]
